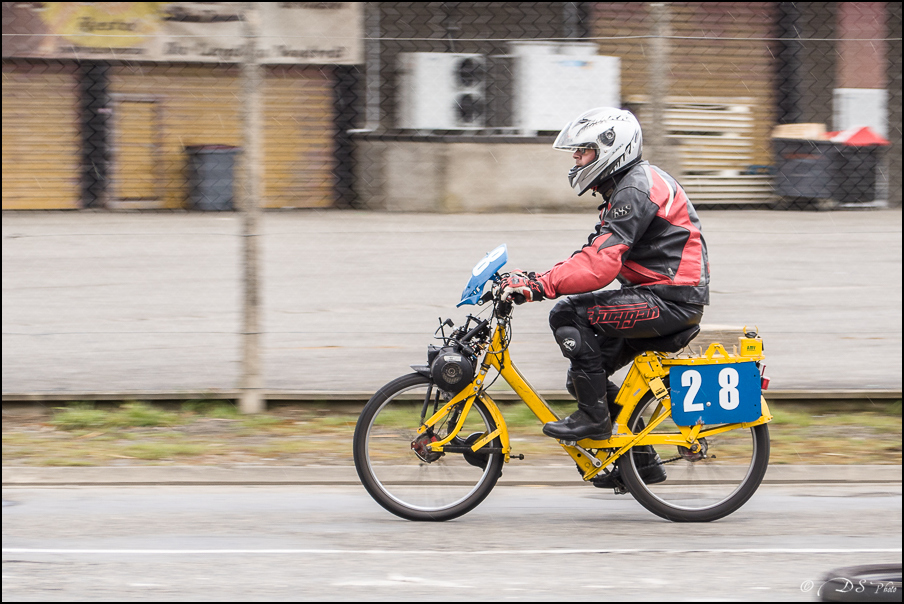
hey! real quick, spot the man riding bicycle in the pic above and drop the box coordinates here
[500,107,710,489]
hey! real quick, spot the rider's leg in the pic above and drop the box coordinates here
[543,368,613,440]
[545,289,703,444]
[566,367,621,418]
[582,290,703,487]
[544,298,613,440]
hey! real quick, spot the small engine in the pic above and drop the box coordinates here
[428,345,475,394]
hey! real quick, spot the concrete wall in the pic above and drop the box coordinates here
[355,138,590,212]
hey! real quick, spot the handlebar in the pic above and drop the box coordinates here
[461,317,490,343]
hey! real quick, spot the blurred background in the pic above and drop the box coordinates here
[3,7,900,600]
[2,2,899,213]
[1,2,901,407]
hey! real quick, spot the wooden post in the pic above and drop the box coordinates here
[239,3,264,413]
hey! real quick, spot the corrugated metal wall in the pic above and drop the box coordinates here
[262,66,335,209]
[592,2,776,204]
[1,61,81,209]
[110,97,160,205]
[670,2,776,169]
[593,2,775,170]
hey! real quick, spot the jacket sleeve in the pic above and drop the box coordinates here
[537,188,657,298]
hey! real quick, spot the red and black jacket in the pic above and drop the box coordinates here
[537,161,710,305]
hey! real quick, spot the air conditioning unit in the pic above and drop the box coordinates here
[510,42,620,133]
[397,52,487,130]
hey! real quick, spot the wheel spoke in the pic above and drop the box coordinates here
[354,374,503,520]
[621,389,770,521]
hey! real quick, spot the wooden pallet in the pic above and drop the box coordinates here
[681,175,775,204]
[626,96,773,205]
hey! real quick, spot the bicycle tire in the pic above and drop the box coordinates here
[353,373,504,521]
[619,388,770,522]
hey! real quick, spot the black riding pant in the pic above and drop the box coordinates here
[549,288,704,376]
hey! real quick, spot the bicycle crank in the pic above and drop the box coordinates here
[561,440,602,468]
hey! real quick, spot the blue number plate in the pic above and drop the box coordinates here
[669,362,762,426]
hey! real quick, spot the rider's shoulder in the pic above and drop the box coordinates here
[610,161,651,193]
[609,162,654,203]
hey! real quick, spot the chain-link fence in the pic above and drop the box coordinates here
[2,3,902,411]
[338,2,901,212]
[339,2,901,211]
[2,2,901,213]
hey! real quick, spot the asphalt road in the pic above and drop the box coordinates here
[3,484,901,601]
[2,209,902,395]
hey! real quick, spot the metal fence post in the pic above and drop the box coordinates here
[648,2,675,178]
[239,3,264,413]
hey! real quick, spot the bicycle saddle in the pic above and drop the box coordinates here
[627,324,700,354]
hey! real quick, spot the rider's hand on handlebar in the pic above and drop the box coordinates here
[500,271,547,304]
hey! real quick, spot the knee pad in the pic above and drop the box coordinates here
[554,326,583,359]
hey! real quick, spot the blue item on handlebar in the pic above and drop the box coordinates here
[458,244,507,307]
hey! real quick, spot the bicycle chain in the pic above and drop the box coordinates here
[592,450,704,471]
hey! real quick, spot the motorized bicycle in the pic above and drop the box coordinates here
[353,244,772,522]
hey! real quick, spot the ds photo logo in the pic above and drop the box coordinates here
[801,565,901,600]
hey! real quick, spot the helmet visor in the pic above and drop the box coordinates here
[553,119,596,151]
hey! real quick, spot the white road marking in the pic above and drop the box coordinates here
[3,548,901,555]
[333,574,472,588]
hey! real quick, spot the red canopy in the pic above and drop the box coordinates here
[825,126,890,146]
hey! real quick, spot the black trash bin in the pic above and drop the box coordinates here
[185,145,240,211]
[774,135,885,209]
[773,138,841,205]
[835,144,882,205]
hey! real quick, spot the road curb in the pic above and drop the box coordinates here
[3,465,901,487]
[2,389,901,406]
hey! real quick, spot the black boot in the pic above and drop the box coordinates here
[591,445,667,489]
[543,370,612,441]
[567,372,621,420]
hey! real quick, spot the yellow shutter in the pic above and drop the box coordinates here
[111,98,159,204]
[263,66,335,208]
[1,61,80,209]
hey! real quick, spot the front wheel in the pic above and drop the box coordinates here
[353,373,504,521]
[619,389,770,522]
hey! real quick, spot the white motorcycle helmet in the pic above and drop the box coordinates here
[553,107,643,196]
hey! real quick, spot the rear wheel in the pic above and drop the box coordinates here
[619,389,770,522]
[353,373,504,521]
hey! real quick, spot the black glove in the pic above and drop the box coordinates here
[500,271,547,304]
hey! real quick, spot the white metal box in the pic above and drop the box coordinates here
[510,42,620,133]
[397,52,487,130]
[833,88,888,138]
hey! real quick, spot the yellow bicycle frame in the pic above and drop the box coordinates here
[416,323,773,481]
